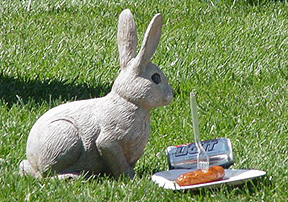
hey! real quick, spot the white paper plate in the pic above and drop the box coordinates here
[152,169,266,190]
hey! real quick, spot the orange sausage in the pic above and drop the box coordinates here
[176,165,225,186]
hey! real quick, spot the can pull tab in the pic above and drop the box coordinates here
[190,92,209,172]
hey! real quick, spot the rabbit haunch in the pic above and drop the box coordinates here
[19,9,173,179]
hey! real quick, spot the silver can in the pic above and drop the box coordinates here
[166,138,234,169]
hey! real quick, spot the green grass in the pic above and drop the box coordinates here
[0,0,287,201]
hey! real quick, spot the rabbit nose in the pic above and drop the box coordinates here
[164,86,173,103]
[167,94,173,102]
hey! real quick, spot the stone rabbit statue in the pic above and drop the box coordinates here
[19,9,173,179]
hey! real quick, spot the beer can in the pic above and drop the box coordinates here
[166,138,234,169]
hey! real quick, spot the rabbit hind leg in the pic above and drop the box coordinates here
[28,119,83,177]
[19,160,82,180]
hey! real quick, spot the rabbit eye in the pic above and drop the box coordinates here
[151,73,161,84]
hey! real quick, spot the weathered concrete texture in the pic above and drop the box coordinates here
[20,9,173,179]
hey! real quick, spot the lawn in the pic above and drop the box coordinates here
[0,0,287,201]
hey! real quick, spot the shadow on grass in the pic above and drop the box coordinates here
[0,74,112,107]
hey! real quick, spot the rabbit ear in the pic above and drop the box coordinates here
[135,13,162,69]
[117,9,138,69]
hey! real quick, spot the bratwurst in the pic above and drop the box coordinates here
[176,165,225,186]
